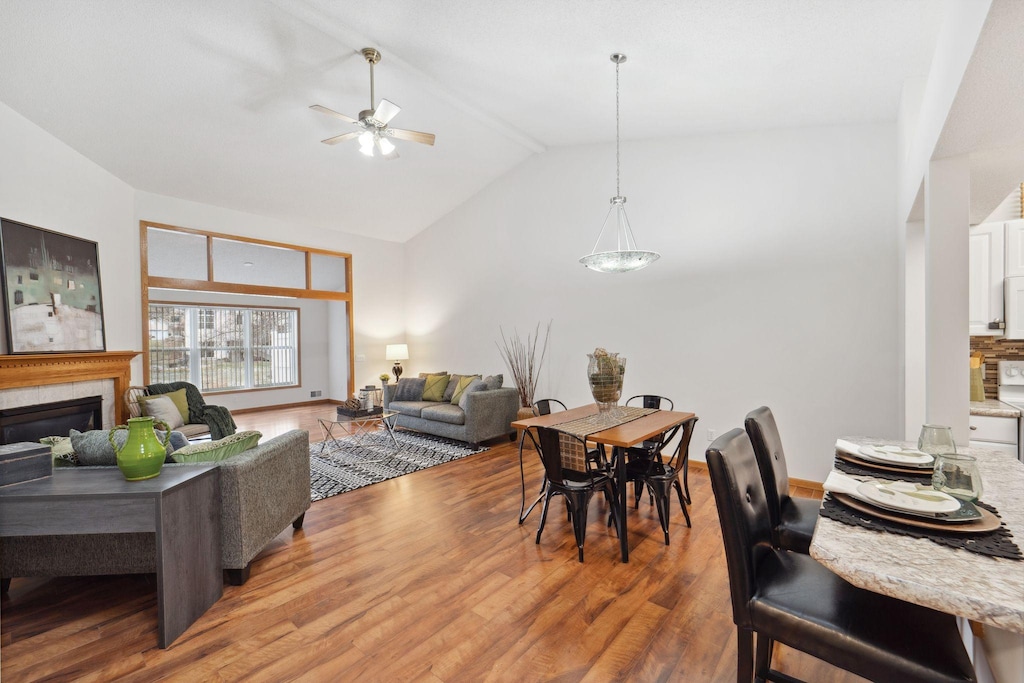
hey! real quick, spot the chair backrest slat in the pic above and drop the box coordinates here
[706,428,774,628]
[533,398,567,417]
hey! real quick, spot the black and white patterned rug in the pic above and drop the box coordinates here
[309,430,488,502]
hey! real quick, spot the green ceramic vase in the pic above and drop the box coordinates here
[110,416,170,481]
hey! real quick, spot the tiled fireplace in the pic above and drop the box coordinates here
[0,351,140,432]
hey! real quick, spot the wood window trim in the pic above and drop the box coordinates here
[140,221,354,399]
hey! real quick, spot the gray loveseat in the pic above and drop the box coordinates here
[0,429,311,587]
[383,379,519,446]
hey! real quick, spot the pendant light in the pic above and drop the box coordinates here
[579,53,660,273]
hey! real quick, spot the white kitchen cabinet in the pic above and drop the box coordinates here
[969,222,1005,336]
[1003,219,1024,277]
[1004,277,1024,339]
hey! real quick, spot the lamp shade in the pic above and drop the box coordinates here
[385,344,409,361]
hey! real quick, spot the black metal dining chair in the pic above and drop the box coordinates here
[625,415,698,543]
[624,395,685,504]
[532,398,567,416]
[706,428,976,683]
[534,426,621,562]
[743,406,819,554]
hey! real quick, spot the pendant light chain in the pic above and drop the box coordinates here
[615,59,620,198]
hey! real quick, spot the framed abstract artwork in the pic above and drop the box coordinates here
[0,217,106,353]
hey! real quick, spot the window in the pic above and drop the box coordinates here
[148,303,298,392]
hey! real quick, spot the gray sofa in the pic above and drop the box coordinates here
[384,383,519,446]
[0,429,311,587]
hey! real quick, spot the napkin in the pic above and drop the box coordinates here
[834,439,863,458]
[823,471,864,497]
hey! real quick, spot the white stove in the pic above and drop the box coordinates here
[992,360,1024,462]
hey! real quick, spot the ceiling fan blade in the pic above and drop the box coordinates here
[388,128,436,146]
[309,104,358,124]
[321,131,360,145]
[373,98,401,125]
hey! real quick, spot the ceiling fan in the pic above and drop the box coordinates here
[310,47,436,159]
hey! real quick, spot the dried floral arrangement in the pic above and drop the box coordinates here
[496,321,552,408]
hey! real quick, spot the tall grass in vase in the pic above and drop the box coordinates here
[497,321,552,412]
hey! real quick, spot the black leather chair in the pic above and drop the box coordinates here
[625,415,698,543]
[706,428,976,683]
[744,406,819,554]
[534,426,621,562]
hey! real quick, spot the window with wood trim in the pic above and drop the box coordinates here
[149,303,298,392]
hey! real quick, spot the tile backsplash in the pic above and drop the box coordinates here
[970,336,1024,398]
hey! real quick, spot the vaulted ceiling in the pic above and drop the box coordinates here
[0,0,948,242]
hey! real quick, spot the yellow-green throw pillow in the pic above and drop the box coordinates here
[40,435,77,466]
[450,375,481,404]
[140,388,189,423]
[421,374,450,401]
[171,430,261,463]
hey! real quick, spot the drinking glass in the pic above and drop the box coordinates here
[918,424,956,456]
[931,452,983,502]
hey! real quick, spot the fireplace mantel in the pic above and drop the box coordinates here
[0,352,140,423]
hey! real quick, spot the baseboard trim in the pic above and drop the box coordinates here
[689,460,824,493]
[231,399,340,415]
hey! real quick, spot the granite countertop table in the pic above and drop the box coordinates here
[811,437,1024,633]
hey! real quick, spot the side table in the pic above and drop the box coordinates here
[0,465,222,648]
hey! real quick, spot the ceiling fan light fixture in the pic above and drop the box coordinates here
[579,53,660,274]
[377,136,395,155]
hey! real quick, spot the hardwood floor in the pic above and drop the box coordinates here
[0,404,867,682]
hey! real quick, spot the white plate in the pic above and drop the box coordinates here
[857,445,934,468]
[855,482,961,515]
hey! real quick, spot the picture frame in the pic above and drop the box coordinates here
[0,217,106,354]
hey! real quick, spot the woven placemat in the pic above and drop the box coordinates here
[820,495,1022,561]
[833,458,933,484]
[550,406,658,439]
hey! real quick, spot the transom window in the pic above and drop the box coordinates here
[148,303,299,392]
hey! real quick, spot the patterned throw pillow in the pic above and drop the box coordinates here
[393,377,426,402]
[171,430,262,463]
[482,374,503,390]
[417,371,448,378]
[457,379,489,410]
[421,374,450,402]
[40,435,77,466]
[442,375,464,402]
[450,375,482,404]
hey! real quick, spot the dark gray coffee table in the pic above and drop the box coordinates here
[0,465,222,648]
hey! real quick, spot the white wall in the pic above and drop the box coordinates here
[404,124,899,482]
[134,192,407,395]
[0,101,136,356]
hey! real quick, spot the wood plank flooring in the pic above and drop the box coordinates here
[0,404,867,682]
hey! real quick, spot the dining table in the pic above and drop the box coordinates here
[811,437,1024,680]
[511,404,696,563]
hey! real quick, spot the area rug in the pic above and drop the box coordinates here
[309,430,488,502]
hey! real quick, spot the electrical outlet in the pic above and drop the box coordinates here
[707,429,717,442]
[355,354,366,362]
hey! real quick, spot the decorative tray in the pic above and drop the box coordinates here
[337,406,384,418]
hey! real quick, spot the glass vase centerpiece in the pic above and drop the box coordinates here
[588,348,626,412]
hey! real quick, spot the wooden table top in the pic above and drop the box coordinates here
[512,405,696,448]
